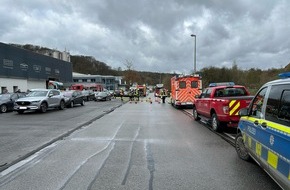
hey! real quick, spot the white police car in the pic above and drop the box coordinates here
[235,72,290,190]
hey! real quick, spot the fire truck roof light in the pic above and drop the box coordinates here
[278,72,290,79]
[209,82,235,87]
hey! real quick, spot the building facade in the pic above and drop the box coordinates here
[72,72,122,91]
[0,42,72,93]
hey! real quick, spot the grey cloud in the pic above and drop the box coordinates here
[0,0,289,74]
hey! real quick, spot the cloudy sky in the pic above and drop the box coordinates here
[0,0,289,74]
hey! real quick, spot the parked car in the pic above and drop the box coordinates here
[81,90,95,101]
[235,72,290,189]
[62,90,85,108]
[14,89,65,114]
[94,91,111,101]
[0,92,26,113]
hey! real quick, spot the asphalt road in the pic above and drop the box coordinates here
[0,96,281,189]
[0,99,123,171]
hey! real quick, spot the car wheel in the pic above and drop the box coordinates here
[59,100,65,110]
[40,102,48,113]
[81,100,85,106]
[235,133,250,161]
[17,110,24,114]
[70,101,74,108]
[211,113,222,132]
[0,104,8,113]
[192,106,200,121]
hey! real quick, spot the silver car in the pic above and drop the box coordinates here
[14,89,65,114]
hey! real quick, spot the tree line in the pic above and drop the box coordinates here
[200,63,290,93]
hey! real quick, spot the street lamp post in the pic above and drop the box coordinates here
[190,34,196,73]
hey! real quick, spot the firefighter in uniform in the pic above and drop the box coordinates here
[160,89,167,103]
[134,89,139,102]
[120,89,124,101]
[129,89,134,102]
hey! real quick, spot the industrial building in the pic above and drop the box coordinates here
[0,42,124,93]
[72,72,122,91]
[0,42,72,93]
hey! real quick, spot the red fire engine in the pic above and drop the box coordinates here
[137,84,147,97]
[170,74,202,108]
[70,83,104,91]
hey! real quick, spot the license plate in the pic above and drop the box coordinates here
[19,107,27,110]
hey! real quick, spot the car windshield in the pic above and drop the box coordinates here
[63,91,73,97]
[27,91,48,97]
[0,94,10,100]
[98,92,107,96]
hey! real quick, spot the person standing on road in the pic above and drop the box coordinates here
[160,88,168,103]
[133,89,139,102]
[120,89,124,101]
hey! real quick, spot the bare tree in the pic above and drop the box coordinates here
[124,59,134,70]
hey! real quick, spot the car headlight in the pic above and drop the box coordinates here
[31,100,41,103]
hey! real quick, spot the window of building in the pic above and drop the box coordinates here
[82,79,87,82]
[13,86,18,92]
[1,87,8,94]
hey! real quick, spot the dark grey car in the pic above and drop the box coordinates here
[0,92,26,113]
[63,90,85,108]
[94,91,111,101]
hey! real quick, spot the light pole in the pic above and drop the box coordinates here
[190,34,196,73]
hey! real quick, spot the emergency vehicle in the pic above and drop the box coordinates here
[137,84,147,97]
[154,84,167,97]
[235,72,290,189]
[153,84,168,103]
[193,82,253,132]
[171,74,202,108]
[70,83,103,91]
[47,80,63,90]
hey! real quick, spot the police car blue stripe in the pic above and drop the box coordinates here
[261,145,268,161]
[277,158,289,178]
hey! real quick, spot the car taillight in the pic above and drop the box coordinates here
[223,106,229,114]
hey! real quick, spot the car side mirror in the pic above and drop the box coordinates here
[239,108,249,116]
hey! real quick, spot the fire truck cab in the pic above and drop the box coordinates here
[171,74,202,108]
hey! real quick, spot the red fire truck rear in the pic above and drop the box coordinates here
[170,74,202,108]
[70,83,104,91]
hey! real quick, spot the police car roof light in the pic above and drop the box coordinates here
[209,82,235,87]
[278,72,290,79]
